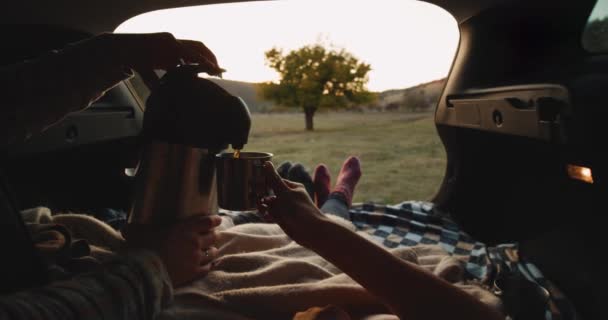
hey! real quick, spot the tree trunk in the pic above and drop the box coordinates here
[304,107,316,131]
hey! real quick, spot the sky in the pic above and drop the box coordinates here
[590,0,608,19]
[116,0,459,92]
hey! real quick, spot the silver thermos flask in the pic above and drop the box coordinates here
[128,65,251,224]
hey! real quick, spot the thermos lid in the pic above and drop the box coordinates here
[143,65,251,151]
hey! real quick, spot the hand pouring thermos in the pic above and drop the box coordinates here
[129,65,251,224]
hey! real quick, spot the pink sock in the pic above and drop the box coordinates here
[332,156,362,207]
[313,164,331,207]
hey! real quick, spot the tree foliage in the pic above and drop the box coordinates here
[260,45,375,130]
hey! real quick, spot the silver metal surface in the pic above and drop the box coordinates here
[216,152,273,211]
[129,142,219,224]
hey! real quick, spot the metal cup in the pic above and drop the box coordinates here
[216,152,273,211]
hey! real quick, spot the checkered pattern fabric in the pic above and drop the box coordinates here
[349,201,578,320]
[222,200,578,320]
[349,201,490,279]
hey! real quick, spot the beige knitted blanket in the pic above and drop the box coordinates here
[23,208,501,320]
[158,217,502,320]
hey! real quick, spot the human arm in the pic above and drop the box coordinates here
[260,162,503,320]
[0,250,171,320]
[0,32,222,146]
[0,214,221,320]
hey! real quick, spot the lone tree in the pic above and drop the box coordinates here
[261,45,375,130]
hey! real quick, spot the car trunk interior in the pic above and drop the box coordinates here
[433,1,607,318]
[0,0,606,318]
[0,25,142,214]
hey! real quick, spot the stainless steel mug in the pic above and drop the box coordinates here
[216,152,273,211]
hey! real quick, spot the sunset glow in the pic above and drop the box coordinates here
[117,0,459,91]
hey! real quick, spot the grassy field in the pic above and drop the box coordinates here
[245,112,446,204]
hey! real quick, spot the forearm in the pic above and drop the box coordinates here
[0,250,172,320]
[0,34,133,146]
[309,218,503,320]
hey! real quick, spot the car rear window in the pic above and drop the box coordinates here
[117,0,458,203]
[583,0,608,52]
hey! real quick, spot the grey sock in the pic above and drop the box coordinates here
[276,161,292,179]
[287,163,315,200]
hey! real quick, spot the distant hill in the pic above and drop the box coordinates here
[375,78,446,112]
[207,78,274,113]
[210,78,446,113]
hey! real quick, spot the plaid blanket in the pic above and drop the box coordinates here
[348,201,580,320]
[349,201,488,278]
[223,200,579,320]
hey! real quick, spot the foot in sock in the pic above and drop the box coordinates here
[313,164,331,207]
[276,161,293,179]
[287,163,315,200]
[331,156,362,207]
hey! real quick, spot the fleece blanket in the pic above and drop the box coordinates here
[157,217,502,320]
[22,208,502,320]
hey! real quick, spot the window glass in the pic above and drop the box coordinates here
[583,0,608,52]
[118,0,458,203]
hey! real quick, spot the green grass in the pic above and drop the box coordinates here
[245,112,446,204]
